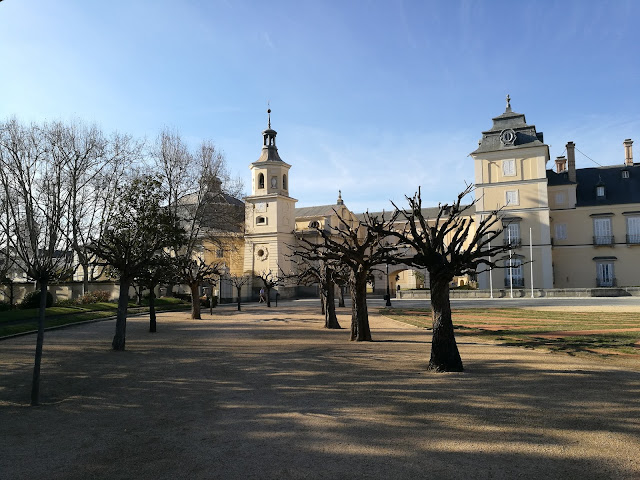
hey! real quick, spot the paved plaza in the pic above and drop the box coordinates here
[1,303,639,479]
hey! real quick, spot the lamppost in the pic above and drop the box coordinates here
[385,261,392,307]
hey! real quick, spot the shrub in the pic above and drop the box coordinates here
[173,293,192,302]
[20,290,54,309]
[0,300,12,311]
[80,290,112,304]
[56,298,78,307]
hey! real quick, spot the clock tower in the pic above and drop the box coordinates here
[243,110,298,296]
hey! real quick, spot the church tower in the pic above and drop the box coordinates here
[243,109,298,296]
[471,96,553,290]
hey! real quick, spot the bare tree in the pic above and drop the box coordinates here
[226,273,250,311]
[382,185,508,371]
[255,270,283,308]
[48,120,139,296]
[136,253,178,332]
[296,209,400,341]
[289,248,341,329]
[154,130,243,319]
[0,118,75,405]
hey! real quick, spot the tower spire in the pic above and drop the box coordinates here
[505,94,512,113]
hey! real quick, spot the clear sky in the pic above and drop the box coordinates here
[1,0,639,213]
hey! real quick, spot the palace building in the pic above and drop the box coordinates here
[230,99,640,299]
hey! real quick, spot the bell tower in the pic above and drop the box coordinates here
[243,109,298,296]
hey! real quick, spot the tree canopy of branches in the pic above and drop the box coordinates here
[0,118,76,405]
[289,251,341,329]
[155,129,243,319]
[296,210,400,341]
[50,120,140,295]
[89,175,183,351]
[226,273,250,311]
[383,185,508,371]
[255,270,283,308]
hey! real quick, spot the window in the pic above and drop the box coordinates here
[596,262,615,287]
[258,173,265,189]
[503,221,520,246]
[256,216,266,225]
[622,170,630,179]
[593,217,613,245]
[555,192,566,205]
[308,220,320,229]
[596,185,605,198]
[505,258,524,287]
[627,216,640,244]
[502,159,516,176]
[216,248,224,258]
[555,223,567,240]
[283,174,287,190]
[505,190,519,206]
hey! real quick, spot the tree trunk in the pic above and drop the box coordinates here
[190,282,201,319]
[30,282,48,406]
[324,278,341,329]
[428,275,463,372]
[236,286,242,311]
[82,262,89,297]
[135,284,143,306]
[338,285,345,308]
[112,278,130,351]
[320,289,326,315]
[350,271,371,341]
[149,283,157,333]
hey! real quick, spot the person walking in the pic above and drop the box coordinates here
[259,287,266,303]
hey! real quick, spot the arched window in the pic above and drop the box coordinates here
[308,220,320,229]
[258,173,264,189]
[283,174,287,190]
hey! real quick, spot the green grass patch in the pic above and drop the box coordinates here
[0,300,191,338]
[380,306,640,357]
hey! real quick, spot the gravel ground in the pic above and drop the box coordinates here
[1,303,639,479]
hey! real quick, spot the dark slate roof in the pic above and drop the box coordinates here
[295,204,341,218]
[356,204,476,222]
[574,164,640,206]
[546,169,575,186]
[472,106,546,154]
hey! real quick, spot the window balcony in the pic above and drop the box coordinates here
[503,238,521,248]
[626,234,640,245]
[596,277,617,287]
[593,235,614,246]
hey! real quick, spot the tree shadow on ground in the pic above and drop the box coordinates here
[1,309,639,479]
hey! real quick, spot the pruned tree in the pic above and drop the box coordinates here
[255,269,283,308]
[154,129,243,319]
[289,248,341,329]
[0,188,18,307]
[382,185,509,371]
[296,209,400,341]
[89,175,182,350]
[226,273,250,311]
[0,118,76,405]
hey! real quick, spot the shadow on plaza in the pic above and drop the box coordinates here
[1,308,639,479]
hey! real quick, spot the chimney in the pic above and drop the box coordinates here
[555,156,567,173]
[624,139,633,166]
[566,141,576,183]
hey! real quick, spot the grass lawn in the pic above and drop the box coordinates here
[380,307,640,358]
[0,297,191,338]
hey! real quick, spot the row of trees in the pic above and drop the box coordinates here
[0,118,242,405]
[291,184,509,373]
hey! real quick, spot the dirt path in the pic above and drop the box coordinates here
[1,304,639,479]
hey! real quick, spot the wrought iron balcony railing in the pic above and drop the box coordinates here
[627,234,640,245]
[503,238,521,248]
[504,278,525,288]
[593,235,614,246]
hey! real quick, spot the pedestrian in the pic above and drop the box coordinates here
[259,287,265,303]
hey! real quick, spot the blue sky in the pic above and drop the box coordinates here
[1,0,639,212]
